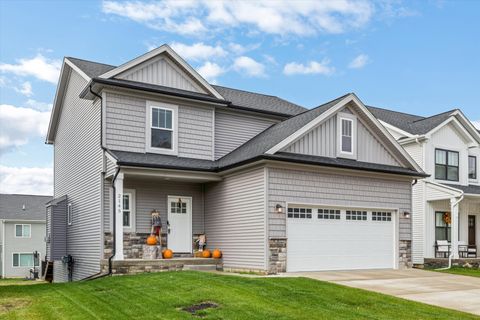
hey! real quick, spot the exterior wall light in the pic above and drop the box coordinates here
[275,204,284,213]
[403,211,411,219]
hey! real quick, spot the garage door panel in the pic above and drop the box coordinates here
[287,208,395,272]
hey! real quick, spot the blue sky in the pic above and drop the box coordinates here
[0,0,479,194]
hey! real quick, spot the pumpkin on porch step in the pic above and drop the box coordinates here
[202,250,211,258]
[163,249,173,259]
[212,249,222,259]
[146,235,157,245]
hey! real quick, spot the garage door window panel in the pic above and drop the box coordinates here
[372,212,392,222]
[346,210,367,221]
[318,209,341,220]
[287,207,312,219]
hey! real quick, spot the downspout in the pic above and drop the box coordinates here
[437,194,464,270]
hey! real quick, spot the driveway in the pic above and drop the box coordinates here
[286,269,480,316]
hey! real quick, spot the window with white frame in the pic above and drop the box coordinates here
[469,156,477,180]
[318,209,341,220]
[122,190,135,231]
[15,224,31,238]
[287,207,312,219]
[151,106,173,150]
[372,211,392,222]
[346,210,367,221]
[341,119,353,153]
[67,203,72,226]
[337,113,357,158]
[13,253,39,267]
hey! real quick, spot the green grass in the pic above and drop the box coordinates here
[434,266,480,278]
[0,271,477,319]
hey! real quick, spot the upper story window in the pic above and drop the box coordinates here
[15,224,31,238]
[469,156,477,180]
[146,101,178,155]
[337,112,357,159]
[435,149,459,181]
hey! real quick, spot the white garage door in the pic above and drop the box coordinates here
[287,206,396,272]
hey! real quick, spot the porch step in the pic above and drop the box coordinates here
[183,264,219,271]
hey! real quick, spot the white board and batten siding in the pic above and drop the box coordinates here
[116,55,207,94]
[54,69,103,281]
[214,110,277,159]
[283,113,400,167]
[205,167,267,271]
[104,92,214,160]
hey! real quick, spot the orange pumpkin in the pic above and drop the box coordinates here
[212,249,222,259]
[202,249,211,258]
[146,235,157,245]
[163,249,173,259]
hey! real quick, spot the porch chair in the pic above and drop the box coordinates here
[459,241,477,258]
[435,240,450,258]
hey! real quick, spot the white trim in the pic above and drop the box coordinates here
[98,44,224,100]
[105,151,118,167]
[2,220,5,278]
[427,116,477,145]
[337,112,357,159]
[145,101,179,155]
[167,195,193,253]
[378,120,415,139]
[67,203,73,226]
[14,224,31,238]
[12,252,41,268]
[101,91,107,147]
[64,58,90,82]
[122,189,136,232]
[211,108,215,161]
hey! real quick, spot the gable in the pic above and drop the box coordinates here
[430,121,469,147]
[115,54,207,94]
[282,106,401,167]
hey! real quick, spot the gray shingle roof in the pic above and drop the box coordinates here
[443,184,480,195]
[67,57,305,117]
[0,194,51,220]
[367,105,457,135]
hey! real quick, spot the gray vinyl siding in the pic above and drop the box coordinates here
[54,69,103,280]
[283,112,400,167]
[47,198,67,261]
[3,221,46,278]
[53,260,68,283]
[205,167,267,270]
[46,207,51,260]
[103,179,205,234]
[103,180,112,233]
[116,55,206,94]
[104,92,214,160]
[215,110,277,159]
[267,167,412,241]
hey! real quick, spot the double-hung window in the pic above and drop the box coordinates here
[13,253,39,267]
[15,224,31,238]
[341,119,353,153]
[469,156,477,180]
[435,149,459,181]
[435,212,451,241]
[337,113,357,159]
[151,107,173,150]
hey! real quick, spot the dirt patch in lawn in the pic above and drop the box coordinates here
[181,301,218,317]
[0,298,31,314]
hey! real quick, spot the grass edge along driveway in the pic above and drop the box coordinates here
[1,271,478,319]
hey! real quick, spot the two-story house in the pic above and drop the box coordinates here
[0,194,50,278]
[369,107,480,266]
[45,45,426,282]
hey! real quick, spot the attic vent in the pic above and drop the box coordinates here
[22,204,26,211]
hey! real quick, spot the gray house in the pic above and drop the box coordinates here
[0,194,50,278]
[46,45,426,282]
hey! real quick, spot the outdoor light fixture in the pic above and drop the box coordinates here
[275,204,284,213]
[403,211,411,219]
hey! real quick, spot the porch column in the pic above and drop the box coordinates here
[114,172,124,260]
[450,197,460,259]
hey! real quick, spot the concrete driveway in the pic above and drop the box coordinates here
[286,269,480,316]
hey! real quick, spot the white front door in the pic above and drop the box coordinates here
[167,196,192,253]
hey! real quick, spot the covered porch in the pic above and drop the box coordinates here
[103,164,223,271]
[424,182,480,262]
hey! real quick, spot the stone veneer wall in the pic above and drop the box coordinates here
[104,232,167,259]
[399,240,412,269]
[423,258,480,269]
[268,238,287,274]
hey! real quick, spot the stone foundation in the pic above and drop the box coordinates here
[100,258,223,275]
[423,258,480,269]
[268,238,287,274]
[399,240,412,268]
[104,232,167,259]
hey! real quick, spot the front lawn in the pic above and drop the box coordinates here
[0,271,477,319]
[434,266,480,278]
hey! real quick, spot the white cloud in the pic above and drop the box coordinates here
[25,99,53,112]
[14,81,33,97]
[0,54,61,84]
[348,54,369,69]
[0,165,52,196]
[283,59,335,75]
[197,62,225,82]
[170,42,227,61]
[228,42,260,55]
[102,0,375,36]
[233,56,266,77]
[472,120,480,130]
[0,104,51,153]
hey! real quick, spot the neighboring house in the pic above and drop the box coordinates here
[45,44,426,282]
[0,194,50,278]
[369,107,480,265]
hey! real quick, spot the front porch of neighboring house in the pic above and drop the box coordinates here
[423,183,480,268]
[102,167,223,274]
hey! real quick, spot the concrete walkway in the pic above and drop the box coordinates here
[285,269,480,316]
